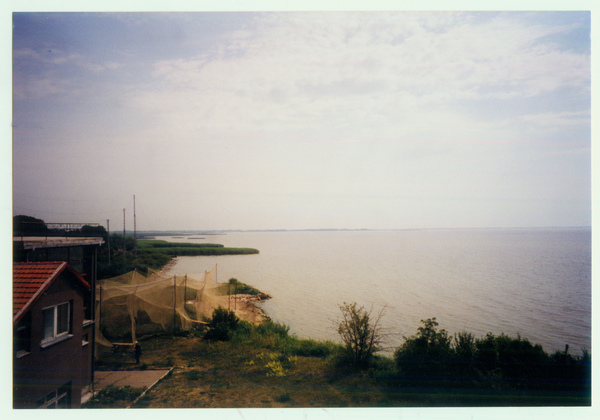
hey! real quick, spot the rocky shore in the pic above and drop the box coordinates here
[214,293,272,324]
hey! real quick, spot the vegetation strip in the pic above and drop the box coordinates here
[91,306,590,408]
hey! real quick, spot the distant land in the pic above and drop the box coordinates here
[129,226,590,237]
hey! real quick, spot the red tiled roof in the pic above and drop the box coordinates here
[13,262,90,322]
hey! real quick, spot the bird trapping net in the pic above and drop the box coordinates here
[95,265,219,355]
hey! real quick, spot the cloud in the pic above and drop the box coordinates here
[11,12,591,229]
[520,110,591,127]
[122,12,589,143]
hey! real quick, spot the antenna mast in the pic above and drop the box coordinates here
[107,219,111,265]
[133,195,137,259]
[123,209,126,265]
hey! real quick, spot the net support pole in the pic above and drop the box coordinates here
[128,292,136,343]
[98,285,102,324]
[173,275,177,333]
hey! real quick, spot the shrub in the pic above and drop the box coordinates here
[274,392,291,402]
[337,302,387,366]
[394,317,454,378]
[204,307,239,342]
[266,360,286,377]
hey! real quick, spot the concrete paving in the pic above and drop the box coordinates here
[94,369,171,391]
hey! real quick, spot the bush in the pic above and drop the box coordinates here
[337,302,386,366]
[274,392,291,402]
[204,307,239,342]
[394,317,454,378]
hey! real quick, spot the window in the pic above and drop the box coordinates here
[41,302,71,345]
[37,382,71,409]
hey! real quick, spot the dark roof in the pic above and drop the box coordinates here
[13,262,90,322]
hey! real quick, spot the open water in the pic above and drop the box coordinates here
[161,228,591,355]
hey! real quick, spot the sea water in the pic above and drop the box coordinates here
[161,228,591,355]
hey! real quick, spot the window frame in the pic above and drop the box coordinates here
[40,301,72,348]
[37,382,71,409]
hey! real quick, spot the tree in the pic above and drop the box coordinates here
[13,215,48,235]
[81,224,108,236]
[394,317,453,377]
[337,302,387,365]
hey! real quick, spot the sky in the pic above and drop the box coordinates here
[10,9,592,231]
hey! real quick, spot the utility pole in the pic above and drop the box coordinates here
[107,219,111,265]
[123,209,126,265]
[133,195,137,259]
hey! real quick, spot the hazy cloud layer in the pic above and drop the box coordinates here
[12,12,590,230]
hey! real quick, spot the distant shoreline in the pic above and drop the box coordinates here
[135,226,591,238]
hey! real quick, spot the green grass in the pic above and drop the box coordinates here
[138,240,225,248]
[136,239,259,256]
[212,281,262,296]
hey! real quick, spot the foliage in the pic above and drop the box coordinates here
[256,351,298,376]
[204,307,240,342]
[256,321,290,338]
[230,320,341,358]
[213,280,262,296]
[136,239,258,256]
[13,215,48,235]
[81,224,108,236]
[97,237,258,280]
[393,319,591,397]
[337,302,387,366]
[137,239,224,248]
[394,317,454,377]
[274,392,291,402]
[93,318,590,408]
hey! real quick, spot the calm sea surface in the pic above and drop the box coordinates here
[161,228,591,355]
